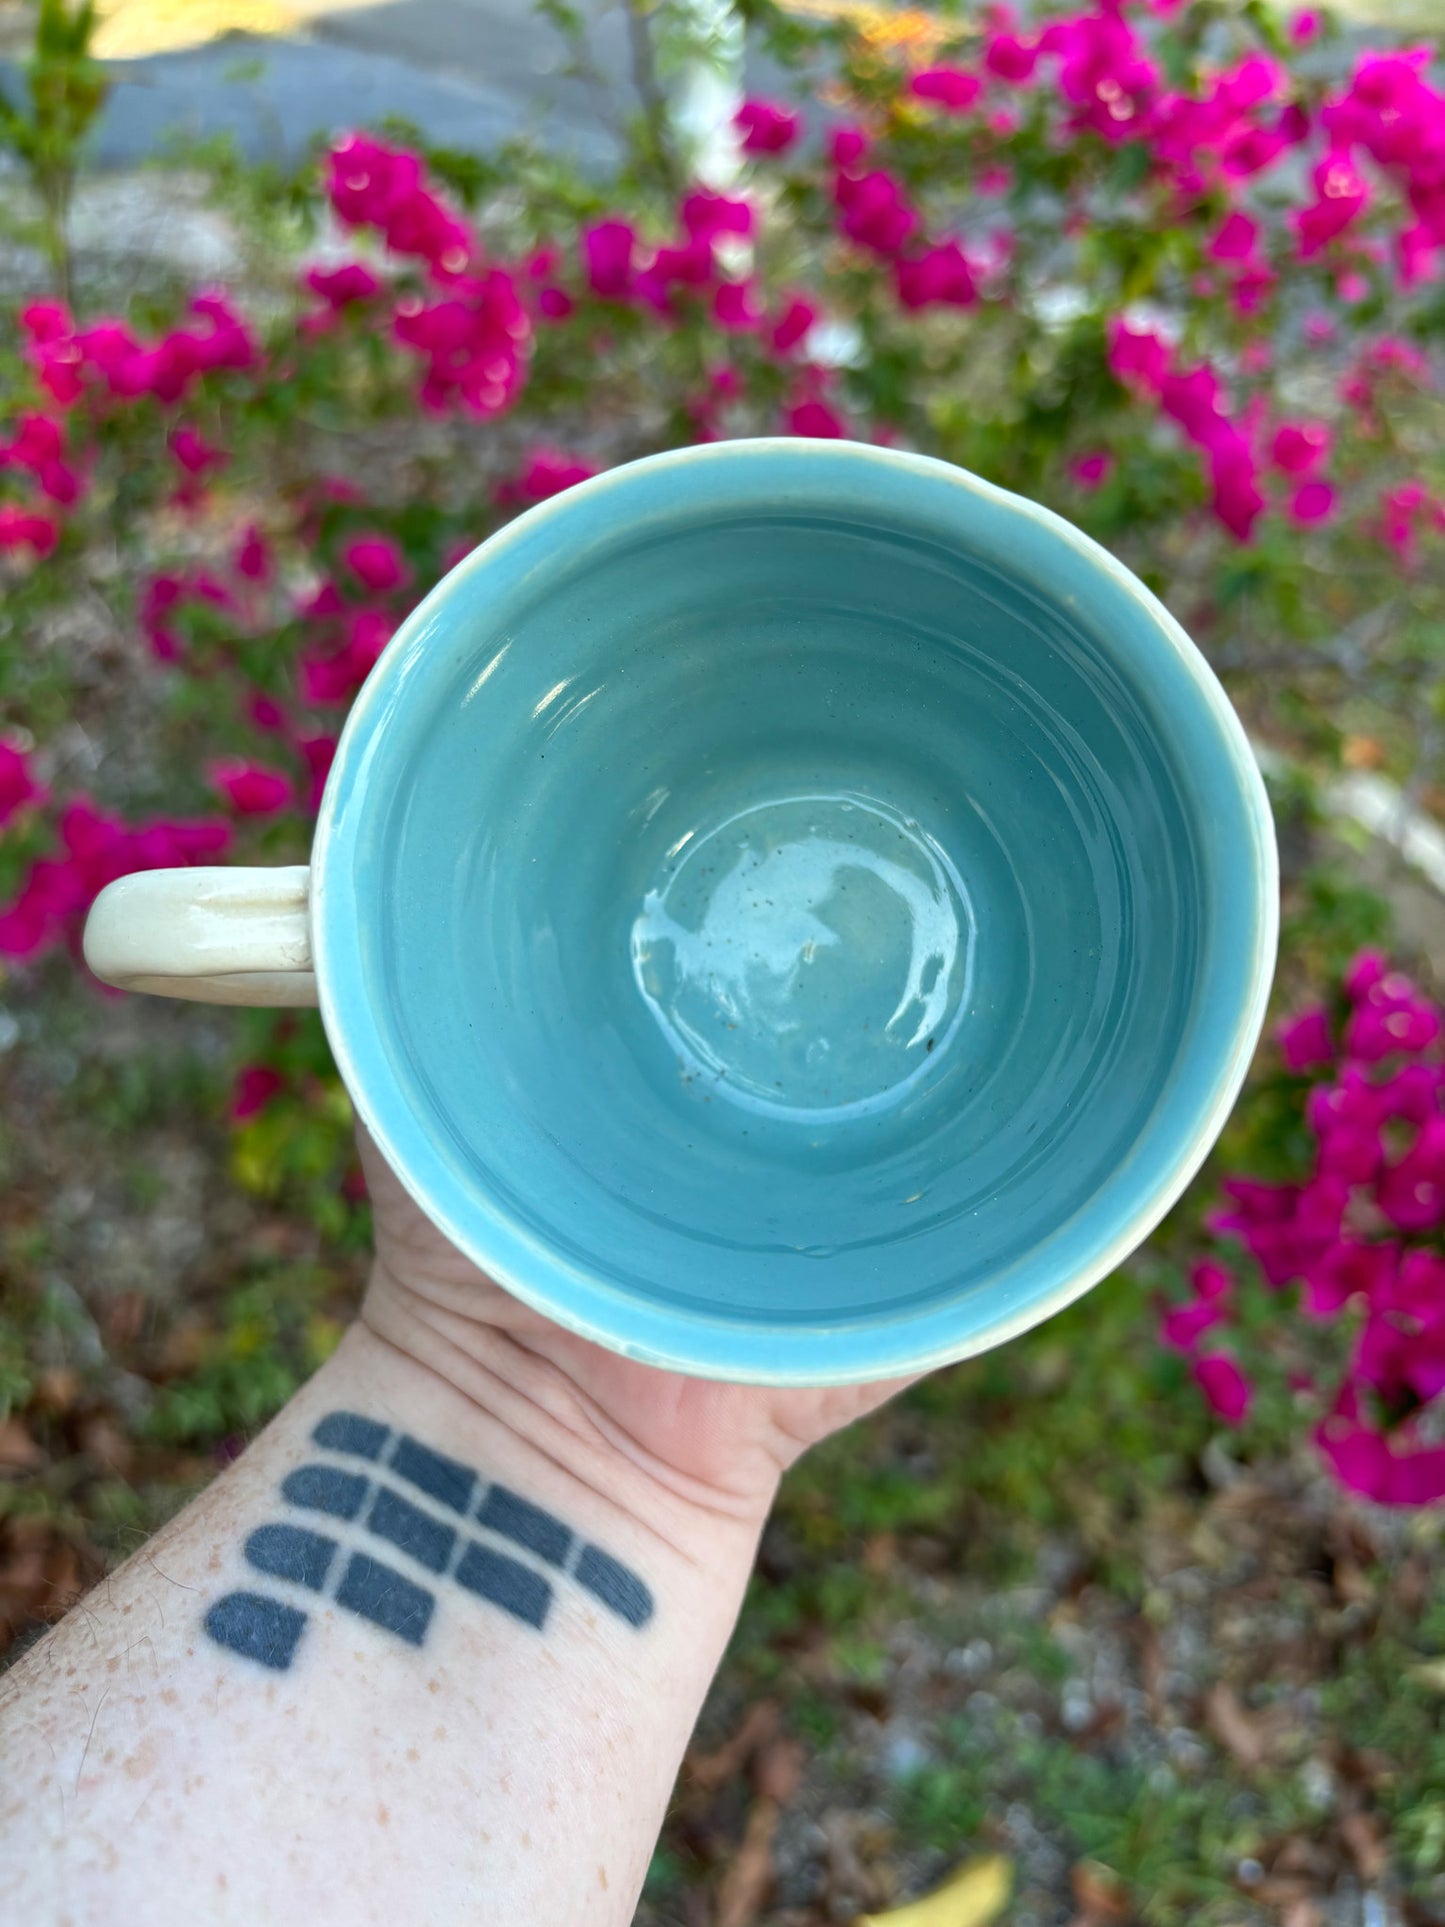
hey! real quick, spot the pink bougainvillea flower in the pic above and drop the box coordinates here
[232,1064,285,1121]
[1294,150,1371,257]
[300,647,357,707]
[1397,224,1439,287]
[1315,1118,1381,1185]
[734,98,800,154]
[1161,1299,1225,1352]
[713,279,763,332]
[1212,1174,1346,1288]
[1336,269,1370,304]
[247,694,287,732]
[681,190,755,243]
[305,262,381,306]
[1308,1066,1385,1142]
[1159,1258,1233,1352]
[1208,209,1260,262]
[234,524,271,584]
[1158,363,1225,442]
[1378,1118,1445,1232]
[33,459,80,505]
[894,240,977,310]
[1193,1353,1252,1425]
[769,295,817,356]
[1192,1259,1234,1303]
[1290,8,1320,42]
[1379,481,1439,567]
[632,233,715,313]
[0,412,64,476]
[1344,949,1389,1001]
[344,610,394,680]
[392,268,531,417]
[785,396,847,439]
[299,733,338,814]
[1315,1393,1394,1501]
[834,168,919,258]
[1214,1176,1300,1227]
[984,30,1038,83]
[1383,1449,1445,1506]
[909,66,982,112]
[1206,431,1265,543]
[1344,969,1442,1061]
[20,299,70,343]
[1278,1003,1333,1071]
[0,505,58,558]
[830,126,869,171]
[1106,320,1170,390]
[1070,451,1114,490]
[210,758,294,817]
[1302,1239,1395,1319]
[342,534,409,595]
[0,805,230,960]
[297,577,346,623]
[0,738,44,829]
[1290,479,1336,524]
[581,219,635,299]
[496,450,599,505]
[326,133,472,277]
[1385,1248,1445,1328]
[1270,421,1331,474]
[1380,1064,1444,1126]
[1042,4,1159,141]
[169,425,227,478]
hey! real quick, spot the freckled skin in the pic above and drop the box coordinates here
[0,1125,902,1924]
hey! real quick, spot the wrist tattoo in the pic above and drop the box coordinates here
[203,1411,654,1672]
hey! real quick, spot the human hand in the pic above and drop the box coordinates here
[356,1126,913,1529]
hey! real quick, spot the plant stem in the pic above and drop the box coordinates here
[624,0,683,196]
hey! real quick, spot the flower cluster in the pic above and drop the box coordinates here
[21,291,256,409]
[1167,957,1445,1505]
[0,7,1442,1171]
[1107,318,1344,538]
[318,135,533,417]
[0,801,230,959]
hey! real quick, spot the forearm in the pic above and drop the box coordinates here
[0,1310,772,1925]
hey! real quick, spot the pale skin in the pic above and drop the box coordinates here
[0,1131,908,1925]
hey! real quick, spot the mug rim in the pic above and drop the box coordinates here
[311,438,1279,1386]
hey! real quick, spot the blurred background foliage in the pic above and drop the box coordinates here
[4,0,1445,1920]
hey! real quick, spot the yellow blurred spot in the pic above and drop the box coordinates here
[93,0,300,60]
[859,1854,1013,1927]
[782,0,958,62]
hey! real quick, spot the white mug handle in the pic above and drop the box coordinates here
[83,866,317,1006]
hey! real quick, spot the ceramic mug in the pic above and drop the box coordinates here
[84,440,1277,1385]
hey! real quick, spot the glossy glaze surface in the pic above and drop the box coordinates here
[313,441,1276,1383]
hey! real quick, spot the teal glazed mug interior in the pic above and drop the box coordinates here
[84,440,1278,1385]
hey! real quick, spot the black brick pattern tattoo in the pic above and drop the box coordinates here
[282,1464,368,1520]
[245,1523,338,1592]
[367,1486,456,1574]
[204,1592,307,1671]
[336,1552,436,1646]
[203,1411,655,1670]
[388,1435,476,1515]
[574,1545,654,1630]
[478,1484,573,1567]
[455,1542,551,1630]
